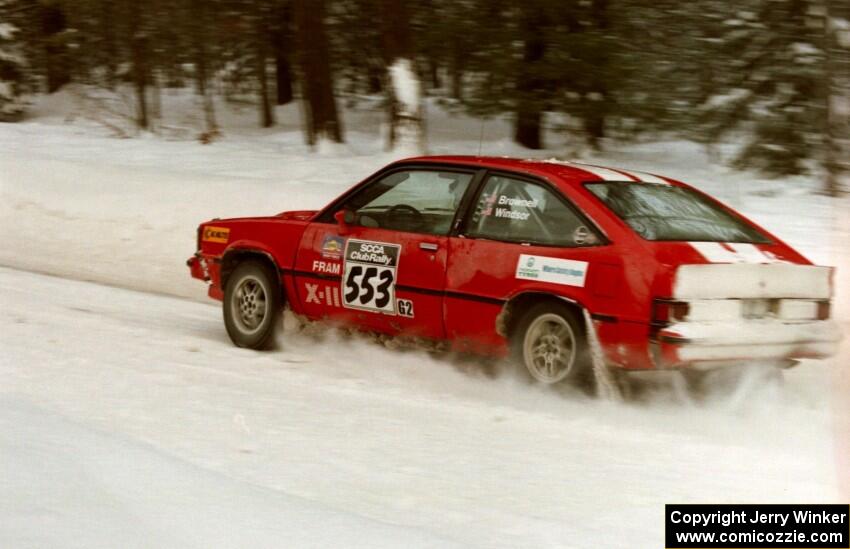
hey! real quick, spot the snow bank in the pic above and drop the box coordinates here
[0,396,460,549]
[0,267,843,548]
[0,96,847,546]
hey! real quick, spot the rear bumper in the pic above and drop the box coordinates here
[653,319,842,368]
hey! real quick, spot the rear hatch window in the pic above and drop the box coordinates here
[585,182,770,243]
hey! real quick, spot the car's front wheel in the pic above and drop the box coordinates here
[223,260,282,349]
[512,301,593,389]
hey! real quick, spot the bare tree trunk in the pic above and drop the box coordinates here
[130,32,149,130]
[275,55,294,105]
[449,43,463,100]
[41,3,70,92]
[380,0,425,153]
[256,17,275,128]
[582,0,609,151]
[515,108,542,149]
[825,0,850,196]
[272,2,294,105]
[150,68,162,130]
[191,0,218,139]
[514,8,546,149]
[101,0,117,88]
[294,0,343,145]
[428,58,440,89]
[367,65,383,94]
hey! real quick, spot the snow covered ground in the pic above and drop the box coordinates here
[1,94,848,547]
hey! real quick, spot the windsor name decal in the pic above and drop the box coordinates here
[342,239,401,314]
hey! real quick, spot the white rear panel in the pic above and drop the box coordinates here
[673,264,832,299]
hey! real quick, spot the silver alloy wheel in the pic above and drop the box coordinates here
[522,312,577,384]
[229,275,268,335]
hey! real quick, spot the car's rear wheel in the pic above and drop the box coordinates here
[223,260,282,349]
[511,301,593,389]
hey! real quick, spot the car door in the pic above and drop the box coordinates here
[293,167,476,339]
[444,171,612,353]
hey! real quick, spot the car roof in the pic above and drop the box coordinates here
[398,155,679,187]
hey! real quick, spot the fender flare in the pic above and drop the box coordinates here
[495,290,589,338]
[220,245,283,290]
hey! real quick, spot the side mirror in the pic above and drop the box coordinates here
[334,209,353,235]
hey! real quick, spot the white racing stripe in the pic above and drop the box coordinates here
[689,242,780,264]
[689,242,740,263]
[538,158,670,184]
[571,163,632,181]
[622,170,671,184]
[727,243,774,263]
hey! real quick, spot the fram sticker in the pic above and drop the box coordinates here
[320,235,345,260]
[304,282,341,307]
[515,254,588,287]
[312,260,341,275]
[202,226,230,244]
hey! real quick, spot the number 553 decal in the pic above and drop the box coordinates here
[342,239,401,314]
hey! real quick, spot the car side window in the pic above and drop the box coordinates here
[465,175,600,246]
[341,169,473,235]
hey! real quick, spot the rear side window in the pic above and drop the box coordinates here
[466,175,601,246]
[585,182,770,243]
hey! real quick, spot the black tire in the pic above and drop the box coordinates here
[510,301,593,390]
[223,260,282,349]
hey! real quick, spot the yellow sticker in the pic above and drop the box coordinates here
[202,226,230,244]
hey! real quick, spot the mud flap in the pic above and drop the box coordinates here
[582,308,623,402]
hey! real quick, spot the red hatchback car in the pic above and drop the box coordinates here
[188,156,840,387]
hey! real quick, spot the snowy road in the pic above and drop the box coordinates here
[1,109,848,547]
[1,266,845,548]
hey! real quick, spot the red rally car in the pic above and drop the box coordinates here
[187,156,841,387]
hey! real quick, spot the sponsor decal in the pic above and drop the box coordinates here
[498,195,539,208]
[572,225,591,245]
[304,282,342,307]
[312,260,341,275]
[481,194,540,221]
[202,226,230,244]
[515,254,588,287]
[479,193,498,217]
[342,239,401,314]
[320,235,345,260]
[397,298,414,318]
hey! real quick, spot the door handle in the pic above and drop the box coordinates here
[419,242,439,252]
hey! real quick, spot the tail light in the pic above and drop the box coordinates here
[817,301,831,320]
[652,300,690,324]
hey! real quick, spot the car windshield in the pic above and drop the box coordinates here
[585,182,770,243]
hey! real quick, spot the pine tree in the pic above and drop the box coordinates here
[825,0,850,196]
[696,0,826,176]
